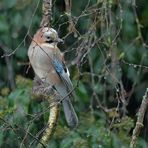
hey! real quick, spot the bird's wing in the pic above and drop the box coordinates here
[52,55,78,128]
[52,58,75,98]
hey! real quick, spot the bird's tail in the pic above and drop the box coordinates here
[55,84,78,128]
[62,98,78,128]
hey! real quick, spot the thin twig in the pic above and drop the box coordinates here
[0,117,46,148]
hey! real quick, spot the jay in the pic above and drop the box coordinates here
[28,27,78,128]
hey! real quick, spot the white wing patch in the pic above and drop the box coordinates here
[66,68,70,77]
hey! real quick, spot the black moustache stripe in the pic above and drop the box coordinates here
[46,40,54,44]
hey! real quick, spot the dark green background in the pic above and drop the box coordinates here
[0,0,148,147]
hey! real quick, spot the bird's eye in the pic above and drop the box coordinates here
[46,36,54,44]
[47,36,50,39]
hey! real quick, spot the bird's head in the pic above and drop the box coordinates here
[33,27,63,45]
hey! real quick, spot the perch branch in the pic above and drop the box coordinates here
[37,105,59,148]
[32,76,60,147]
[130,88,148,148]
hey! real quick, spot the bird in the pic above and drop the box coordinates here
[28,27,78,128]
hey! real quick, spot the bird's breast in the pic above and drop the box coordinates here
[28,43,61,85]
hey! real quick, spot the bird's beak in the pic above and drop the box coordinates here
[55,38,64,44]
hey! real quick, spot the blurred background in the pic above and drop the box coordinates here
[0,0,148,147]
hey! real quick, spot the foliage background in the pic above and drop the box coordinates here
[0,0,148,147]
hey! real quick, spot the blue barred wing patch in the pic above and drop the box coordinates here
[53,59,64,74]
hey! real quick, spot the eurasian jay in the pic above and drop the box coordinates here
[28,27,78,128]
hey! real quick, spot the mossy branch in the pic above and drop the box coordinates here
[37,105,59,148]
[32,76,60,147]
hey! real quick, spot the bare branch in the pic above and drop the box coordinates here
[64,0,77,34]
[130,88,148,148]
